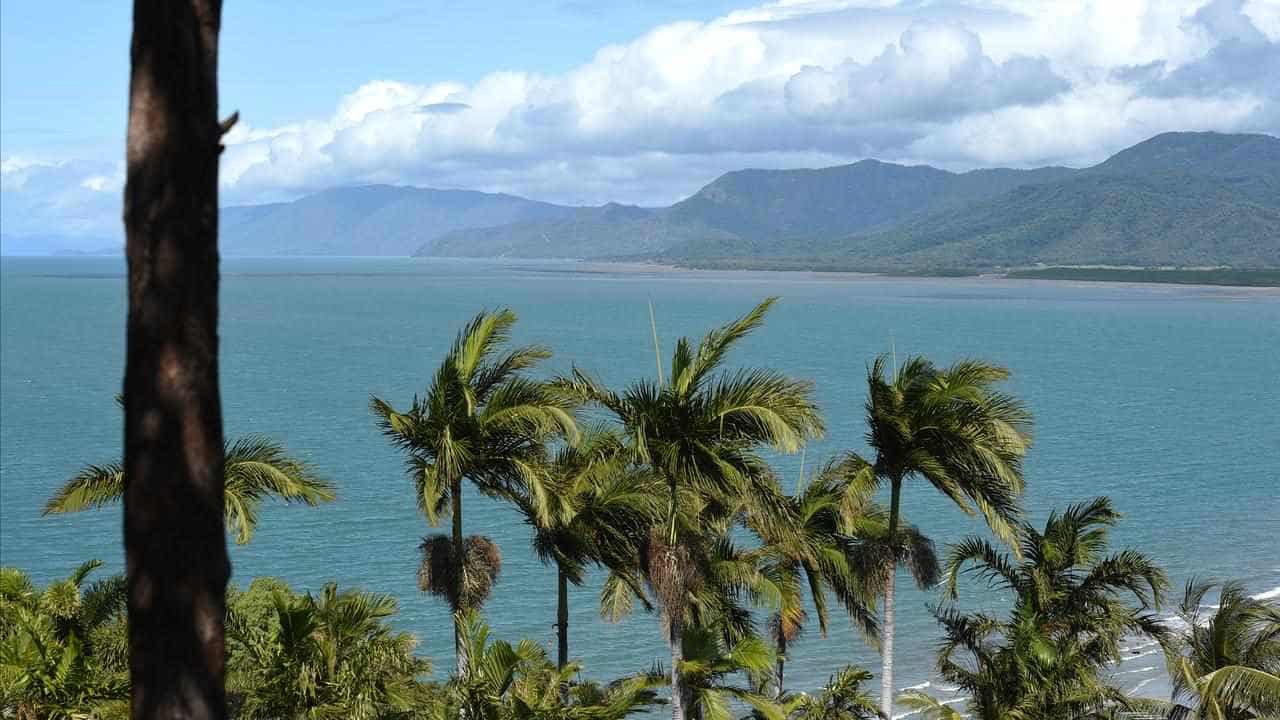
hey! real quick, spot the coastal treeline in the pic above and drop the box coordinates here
[5,300,1279,719]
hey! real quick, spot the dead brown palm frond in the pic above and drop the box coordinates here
[768,608,808,646]
[418,534,503,612]
[640,528,706,628]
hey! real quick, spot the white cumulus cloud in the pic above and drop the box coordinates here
[4,0,1279,243]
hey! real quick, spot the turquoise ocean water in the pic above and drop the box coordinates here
[2,256,1278,713]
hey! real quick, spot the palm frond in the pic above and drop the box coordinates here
[1200,665,1280,716]
[46,433,333,546]
[944,535,1020,599]
[44,464,125,515]
[898,690,964,719]
[930,496,1169,720]
[672,297,778,397]
[600,569,652,622]
[451,308,519,383]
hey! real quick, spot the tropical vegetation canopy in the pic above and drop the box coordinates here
[927,497,1168,719]
[1155,580,1280,720]
[9,300,1278,719]
[371,308,578,675]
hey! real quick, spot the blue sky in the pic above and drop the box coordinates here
[1,1,745,159]
[3,0,1279,248]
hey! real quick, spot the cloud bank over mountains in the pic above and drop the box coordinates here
[3,0,1278,247]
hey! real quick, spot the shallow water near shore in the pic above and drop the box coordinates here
[3,255,1278,710]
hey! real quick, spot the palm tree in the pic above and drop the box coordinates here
[1157,580,1280,719]
[693,525,792,649]
[607,502,792,669]
[780,666,881,720]
[45,420,335,544]
[667,625,781,720]
[747,456,911,696]
[558,298,824,720]
[936,496,1168,719]
[371,308,577,674]
[226,582,431,719]
[441,609,661,720]
[0,561,130,719]
[852,355,1033,716]
[510,426,662,671]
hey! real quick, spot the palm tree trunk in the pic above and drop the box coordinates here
[123,2,230,719]
[556,564,570,670]
[775,620,787,698]
[881,571,896,716]
[670,616,687,720]
[452,474,466,677]
[880,476,902,719]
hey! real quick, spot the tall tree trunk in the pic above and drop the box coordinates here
[556,564,569,670]
[662,476,687,720]
[881,571,896,716]
[775,619,787,699]
[452,474,465,677]
[669,615,686,720]
[880,477,902,719]
[123,1,229,719]
[557,564,570,703]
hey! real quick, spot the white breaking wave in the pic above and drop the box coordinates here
[1129,678,1157,696]
[1156,583,1280,633]
[1122,639,1162,652]
[900,681,931,691]
[892,696,970,720]
[1252,585,1280,601]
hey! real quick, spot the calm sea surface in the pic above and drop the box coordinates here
[3,256,1278,711]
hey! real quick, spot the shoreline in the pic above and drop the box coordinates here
[567,259,1280,293]
[5,254,1279,293]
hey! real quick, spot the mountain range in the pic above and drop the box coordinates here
[219,185,571,256]
[7,132,1277,269]
[417,131,1279,269]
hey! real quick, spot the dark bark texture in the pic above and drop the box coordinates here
[556,566,569,670]
[123,1,229,718]
[451,475,465,676]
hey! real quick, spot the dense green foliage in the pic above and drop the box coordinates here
[745,456,912,695]
[14,298,1280,719]
[507,426,662,668]
[928,497,1168,719]
[849,354,1032,717]
[1153,580,1280,719]
[776,666,880,720]
[554,298,827,718]
[372,308,578,675]
[226,580,431,719]
[435,609,661,720]
[0,562,129,719]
